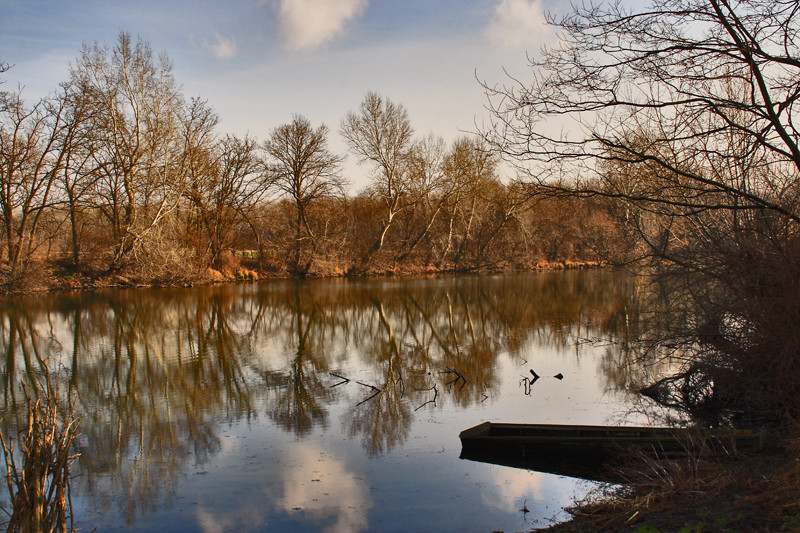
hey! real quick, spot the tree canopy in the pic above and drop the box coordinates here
[485,0,800,224]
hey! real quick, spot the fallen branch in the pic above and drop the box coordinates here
[328,372,350,387]
[520,376,534,395]
[414,384,439,411]
[440,367,466,391]
[329,373,383,405]
[355,380,381,392]
[356,390,382,406]
[396,374,405,396]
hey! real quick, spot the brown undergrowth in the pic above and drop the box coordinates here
[0,257,605,294]
[538,432,800,533]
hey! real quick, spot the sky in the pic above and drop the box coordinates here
[0,0,563,190]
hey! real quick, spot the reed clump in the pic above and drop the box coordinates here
[1,392,80,533]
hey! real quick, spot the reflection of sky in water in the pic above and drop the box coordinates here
[1,272,675,532]
[76,347,642,532]
[276,444,371,533]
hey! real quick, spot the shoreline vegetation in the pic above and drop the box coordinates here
[1,255,605,295]
[538,440,800,533]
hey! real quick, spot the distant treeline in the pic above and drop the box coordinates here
[0,33,627,292]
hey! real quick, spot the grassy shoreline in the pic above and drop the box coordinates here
[535,438,799,533]
[0,258,605,295]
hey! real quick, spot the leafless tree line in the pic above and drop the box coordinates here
[0,32,617,290]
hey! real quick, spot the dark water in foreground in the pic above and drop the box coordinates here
[0,271,675,532]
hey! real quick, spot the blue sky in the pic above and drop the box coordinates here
[0,0,562,189]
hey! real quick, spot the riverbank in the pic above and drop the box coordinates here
[535,438,800,533]
[0,257,604,294]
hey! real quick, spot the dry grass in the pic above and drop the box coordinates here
[541,434,799,532]
[742,434,800,530]
[1,391,80,533]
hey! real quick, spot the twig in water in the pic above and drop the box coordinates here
[329,373,383,404]
[520,498,530,523]
[329,372,350,387]
[520,376,534,395]
[395,373,405,397]
[355,380,381,392]
[440,367,466,390]
[414,384,439,411]
[355,390,382,406]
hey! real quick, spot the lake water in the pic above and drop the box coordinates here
[0,270,676,532]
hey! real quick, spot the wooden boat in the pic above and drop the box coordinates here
[459,422,766,476]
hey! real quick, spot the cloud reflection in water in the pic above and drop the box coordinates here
[276,443,372,533]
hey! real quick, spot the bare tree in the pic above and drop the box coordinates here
[340,92,414,272]
[439,137,498,268]
[52,80,99,272]
[0,60,9,112]
[70,32,193,271]
[484,0,800,422]
[484,0,800,224]
[0,88,73,279]
[265,115,344,276]
[186,132,269,269]
[394,134,448,264]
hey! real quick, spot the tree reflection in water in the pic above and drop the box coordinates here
[0,271,677,527]
[265,283,332,435]
[344,298,413,456]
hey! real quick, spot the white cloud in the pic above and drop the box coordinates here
[273,0,368,50]
[205,33,238,59]
[485,0,550,50]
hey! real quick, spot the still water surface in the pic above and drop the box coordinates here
[0,271,673,532]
